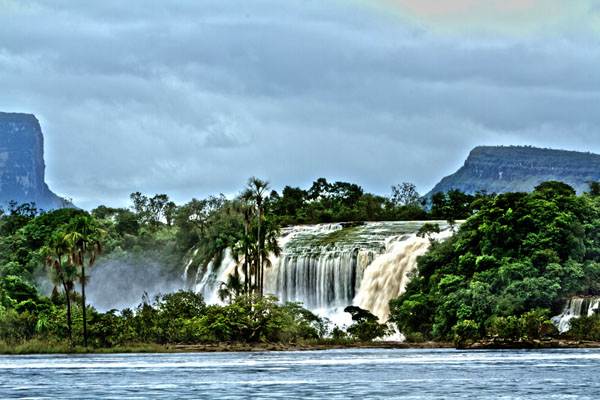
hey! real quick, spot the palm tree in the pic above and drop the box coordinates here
[259,217,282,296]
[43,230,77,350]
[232,196,255,295]
[231,231,254,296]
[65,216,104,349]
[243,177,270,297]
[217,273,244,304]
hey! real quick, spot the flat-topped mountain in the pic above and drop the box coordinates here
[428,145,600,196]
[0,112,74,211]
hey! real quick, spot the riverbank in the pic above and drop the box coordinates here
[5,338,600,355]
[165,341,454,352]
[462,338,600,349]
[0,340,453,355]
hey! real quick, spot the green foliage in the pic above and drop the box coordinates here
[567,314,600,341]
[21,208,87,249]
[391,182,599,342]
[391,182,421,207]
[1,275,40,304]
[452,319,480,347]
[344,305,392,341]
[89,293,326,346]
[416,223,440,239]
[486,309,557,340]
[271,178,435,226]
[0,202,39,237]
[114,210,140,236]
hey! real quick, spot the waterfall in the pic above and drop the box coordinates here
[551,297,600,333]
[355,232,452,322]
[194,249,238,304]
[263,247,379,310]
[182,249,199,283]
[193,221,451,325]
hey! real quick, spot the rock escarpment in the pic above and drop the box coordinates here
[428,145,600,196]
[0,112,74,210]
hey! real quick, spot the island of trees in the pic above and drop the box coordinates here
[1,177,599,352]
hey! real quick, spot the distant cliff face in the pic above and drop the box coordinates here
[428,146,600,196]
[0,112,74,211]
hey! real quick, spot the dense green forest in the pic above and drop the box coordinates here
[1,177,598,351]
[391,181,600,346]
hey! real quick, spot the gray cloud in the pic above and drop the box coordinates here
[1,0,599,208]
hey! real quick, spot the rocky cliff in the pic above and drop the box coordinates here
[0,112,74,211]
[428,145,600,196]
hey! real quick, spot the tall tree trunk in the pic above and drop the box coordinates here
[257,203,262,297]
[62,280,72,350]
[58,254,72,350]
[244,225,249,295]
[81,246,88,349]
[81,263,87,349]
[260,256,265,297]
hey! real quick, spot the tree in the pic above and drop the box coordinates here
[391,182,420,207]
[42,230,77,349]
[218,273,244,304]
[344,305,391,341]
[0,201,39,236]
[231,197,254,295]
[115,209,139,236]
[130,192,148,218]
[586,181,600,198]
[148,194,170,228]
[534,181,576,198]
[416,223,441,242]
[164,201,177,230]
[259,215,282,296]
[243,177,270,297]
[65,216,105,348]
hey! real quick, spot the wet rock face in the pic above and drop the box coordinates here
[0,112,73,210]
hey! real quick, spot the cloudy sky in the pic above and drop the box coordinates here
[1,0,599,209]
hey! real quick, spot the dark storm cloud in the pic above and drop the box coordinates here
[0,0,599,208]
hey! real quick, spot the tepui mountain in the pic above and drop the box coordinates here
[0,112,75,211]
[428,145,600,197]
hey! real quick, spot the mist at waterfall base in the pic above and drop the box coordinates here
[85,257,183,312]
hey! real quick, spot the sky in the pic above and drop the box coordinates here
[1,0,599,209]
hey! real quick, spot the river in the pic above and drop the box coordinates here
[1,348,599,399]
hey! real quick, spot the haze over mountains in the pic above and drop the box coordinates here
[0,112,74,211]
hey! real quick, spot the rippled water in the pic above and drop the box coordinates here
[1,348,599,399]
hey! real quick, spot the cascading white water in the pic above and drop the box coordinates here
[551,297,600,333]
[193,221,451,325]
[355,230,453,322]
[194,249,238,304]
[264,248,378,310]
[182,249,199,282]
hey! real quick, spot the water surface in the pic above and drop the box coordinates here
[1,348,599,399]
